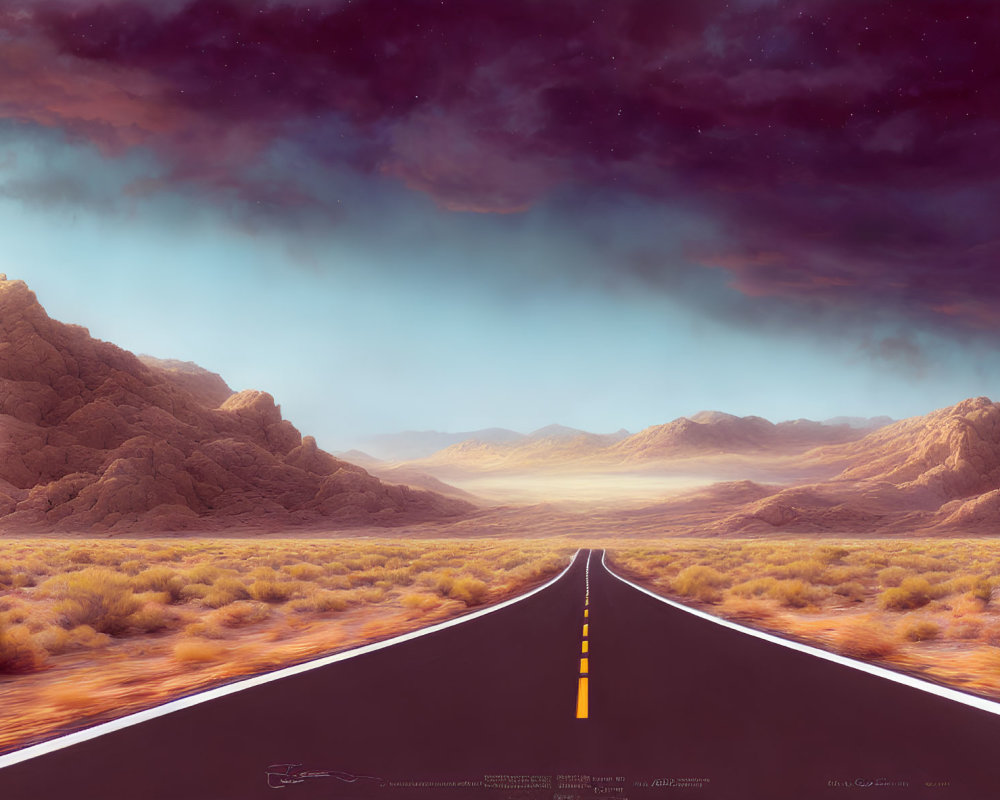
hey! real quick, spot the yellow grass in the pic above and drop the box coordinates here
[0,537,573,754]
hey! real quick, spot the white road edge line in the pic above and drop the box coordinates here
[600,549,1000,718]
[0,549,583,770]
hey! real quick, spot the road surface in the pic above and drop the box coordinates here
[2,549,999,799]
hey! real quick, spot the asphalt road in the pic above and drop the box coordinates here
[2,549,999,799]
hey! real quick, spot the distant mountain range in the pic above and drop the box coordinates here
[393,412,890,471]
[348,424,630,462]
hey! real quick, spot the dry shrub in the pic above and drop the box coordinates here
[249,566,281,581]
[835,616,899,660]
[877,566,911,588]
[833,581,868,602]
[448,577,489,607]
[133,566,183,602]
[311,591,350,613]
[971,577,994,604]
[201,577,250,608]
[209,600,270,628]
[285,563,323,581]
[879,577,934,611]
[673,566,728,603]
[135,590,172,606]
[248,579,295,603]
[119,559,144,576]
[184,564,221,585]
[348,571,379,588]
[382,568,414,586]
[401,592,442,611]
[920,571,951,586]
[354,587,387,604]
[823,566,867,585]
[34,625,72,655]
[285,591,350,614]
[901,619,941,642]
[769,579,824,609]
[0,624,46,672]
[818,546,851,564]
[44,568,141,635]
[33,624,110,655]
[66,548,93,564]
[68,624,111,650]
[173,640,225,663]
[426,571,457,595]
[183,621,225,639]
[128,603,179,633]
[178,584,212,602]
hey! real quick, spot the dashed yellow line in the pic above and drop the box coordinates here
[576,550,592,719]
[576,677,589,718]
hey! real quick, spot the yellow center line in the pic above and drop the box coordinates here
[576,677,589,719]
[577,563,591,719]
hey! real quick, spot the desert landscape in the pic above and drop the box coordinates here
[3,278,1000,758]
[2,3,998,796]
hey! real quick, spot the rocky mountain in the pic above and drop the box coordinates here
[136,356,234,409]
[717,397,1000,533]
[825,397,1000,497]
[0,279,473,532]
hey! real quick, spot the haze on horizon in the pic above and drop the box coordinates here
[3,0,999,452]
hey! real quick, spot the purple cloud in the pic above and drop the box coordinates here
[1,0,999,336]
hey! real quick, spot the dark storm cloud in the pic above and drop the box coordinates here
[2,0,1000,335]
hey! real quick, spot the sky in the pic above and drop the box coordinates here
[1,0,1000,450]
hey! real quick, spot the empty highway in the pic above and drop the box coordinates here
[2,549,999,799]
